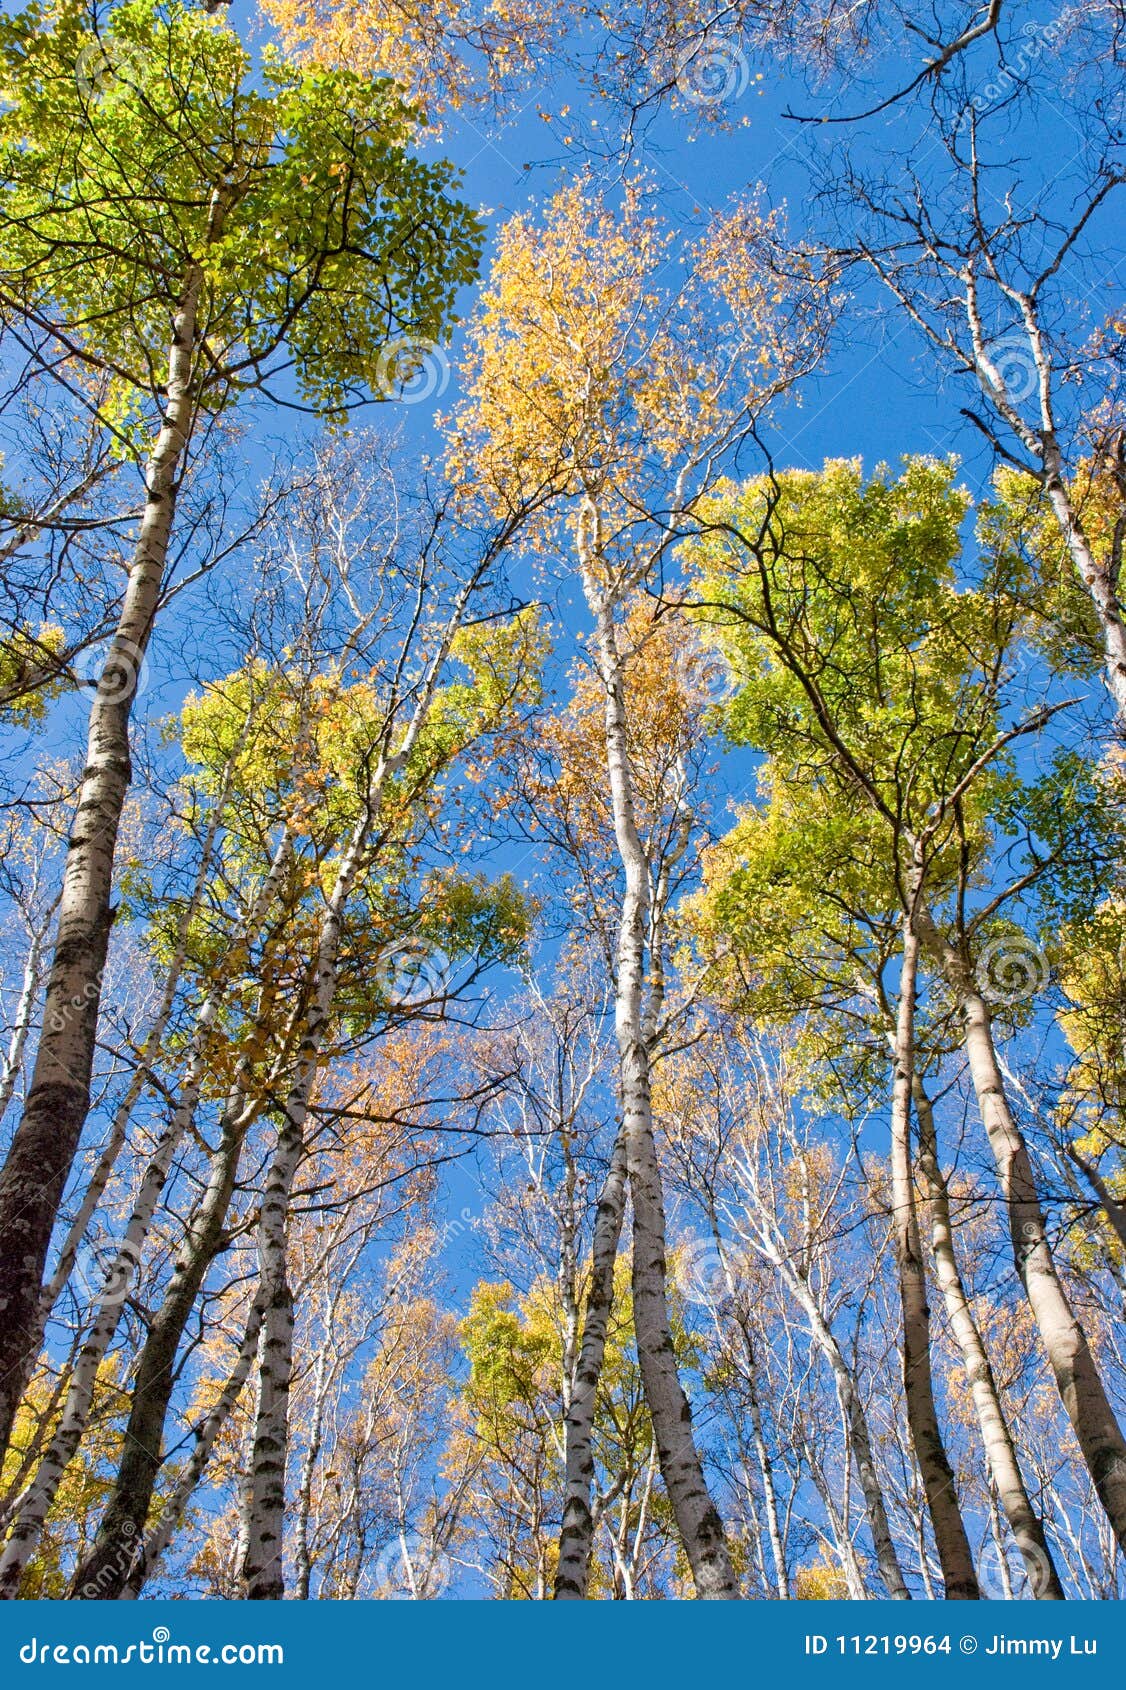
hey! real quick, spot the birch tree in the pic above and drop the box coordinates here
[686,454,1126,1557]
[451,174,830,1598]
[0,0,482,1463]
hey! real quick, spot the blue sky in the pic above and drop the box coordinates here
[217,0,1046,494]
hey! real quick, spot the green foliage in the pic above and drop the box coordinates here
[692,457,1010,829]
[1058,896,1126,1122]
[125,630,536,1093]
[0,0,482,432]
[979,467,1107,679]
[0,623,65,724]
[461,1280,556,1415]
[682,456,1124,1088]
[410,606,549,780]
[461,1261,695,1487]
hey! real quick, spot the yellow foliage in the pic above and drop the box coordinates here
[2,1357,124,1597]
[794,1559,851,1599]
[448,175,831,553]
[261,0,558,118]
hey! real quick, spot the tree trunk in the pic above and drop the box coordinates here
[918,909,1126,1552]
[0,1094,195,1596]
[589,585,736,1599]
[0,895,58,1122]
[121,1288,266,1599]
[38,747,253,1330]
[1064,1140,1126,1258]
[913,1072,1065,1599]
[1041,438,1126,727]
[0,272,202,1467]
[889,925,979,1599]
[67,1094,248,1599]
[554,1126,627,1599]
[240,813,370,1600]
[0,818,291,1595]
[291,1307,333,1603]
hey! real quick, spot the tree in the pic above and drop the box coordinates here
[451,173,830,1598]
[0,0,482,1467]
[684,454,1126,1558]
[42,446,536,1600]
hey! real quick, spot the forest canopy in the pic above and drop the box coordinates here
[0,0,1123,1604]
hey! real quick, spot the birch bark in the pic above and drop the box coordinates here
[584,569,736,1599]
[916,904,1126,1551]
[912,1073,1065,1599]
[240,811,372,1599]
[0,271,203,1465]
[888,923,979,1599]
[0,894,59,1122]
[554,1126,628,1598]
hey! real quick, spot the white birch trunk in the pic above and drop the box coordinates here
[554,1127,628,1598]
[889,924,979,1599]
[0,896,59,1122]
[722,1276,789,1597]
[240,812,371,1600]
[917,906,1126,1551]
[912,1073,1065,1599]
[1042,446,1126,725]
[586,576,736,1599]
[0,268,204,1464]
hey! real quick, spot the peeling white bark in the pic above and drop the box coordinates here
[580,539,736,1598]
[0,268,205,1465]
